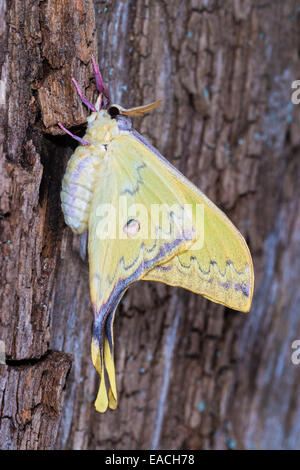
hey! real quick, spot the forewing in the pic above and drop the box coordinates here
[89,135,198,411]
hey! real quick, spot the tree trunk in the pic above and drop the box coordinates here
[0,0,299,450]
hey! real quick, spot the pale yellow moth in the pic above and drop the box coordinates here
[59,58,254,413]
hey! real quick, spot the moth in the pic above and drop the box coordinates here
[58,57,254,413]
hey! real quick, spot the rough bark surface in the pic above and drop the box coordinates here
[0,0,299,450]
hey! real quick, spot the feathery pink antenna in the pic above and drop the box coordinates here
[58,122,90,146]
[58,57,111,145]
[91,55,111,107]
[72,77,97,112]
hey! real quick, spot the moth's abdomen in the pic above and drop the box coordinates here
[61,147,103,234]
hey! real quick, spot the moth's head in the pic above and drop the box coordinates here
[107,105,121,118]
[105,100,163,119]
[88,100,162,134]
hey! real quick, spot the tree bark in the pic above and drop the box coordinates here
[0,0,299,450]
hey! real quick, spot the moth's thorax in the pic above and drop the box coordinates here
[85,110,121,146]
[61,109,133,235]
[60,111,114,234]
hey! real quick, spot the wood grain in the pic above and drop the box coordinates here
[0,0,299,450]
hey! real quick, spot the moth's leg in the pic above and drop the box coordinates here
[91,55,111,106]
[57,122,90,146]
[72,77,97,112]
